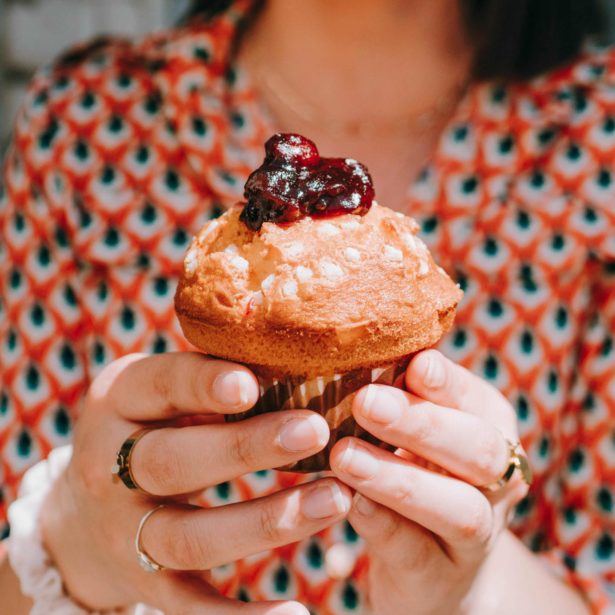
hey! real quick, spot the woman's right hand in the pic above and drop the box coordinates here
[41,352,349,615]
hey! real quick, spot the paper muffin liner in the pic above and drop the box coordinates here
[225,358,411,472]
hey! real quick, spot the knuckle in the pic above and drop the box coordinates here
[134,433,185,495]
[107,352,147,380]
[153,366,174,407]
[167,519,214,570]
[72,448,108,499]
[230,427,259,470]
[475,433,507,483]
[395,477,417,510]
[257,499,282,543]
[87,354,141,407]
[408,407,438,446]
[455,497,493,546]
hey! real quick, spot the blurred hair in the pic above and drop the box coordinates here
[462,0,606,80]
[182,0,607,82]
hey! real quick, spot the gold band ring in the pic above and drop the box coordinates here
[135,505,167,572]
[111,429,152,493]
[483,439,533,492]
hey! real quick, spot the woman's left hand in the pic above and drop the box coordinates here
[330,349,530,615]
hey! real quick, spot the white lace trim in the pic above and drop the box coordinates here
[7,445,162,615]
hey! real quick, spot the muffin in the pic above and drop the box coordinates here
[175,134,462,471]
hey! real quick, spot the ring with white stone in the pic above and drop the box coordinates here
[135,505,166,572]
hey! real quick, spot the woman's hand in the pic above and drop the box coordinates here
[41,352,351,615]
[330,349,529,615]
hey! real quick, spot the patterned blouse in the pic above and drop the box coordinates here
[1,2,614,613]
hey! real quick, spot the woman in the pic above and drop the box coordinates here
[1,0,613,613]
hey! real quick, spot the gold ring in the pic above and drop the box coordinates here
[135,505,166,572]
[111,429,152,493]
[483,439,533,492]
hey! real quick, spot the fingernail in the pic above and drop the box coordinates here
[422,353,446,389]
[360,385,402,424]
[212,370,255,407]
[353,493,377,516]
[268,603,310,615]
[339,442,379,479]
[303,483,348,519]
[278,416,328,452]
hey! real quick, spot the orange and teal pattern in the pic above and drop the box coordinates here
[1,2,614,613]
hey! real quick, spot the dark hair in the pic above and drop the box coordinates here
[183,0,607,82]
[462,0,606,81]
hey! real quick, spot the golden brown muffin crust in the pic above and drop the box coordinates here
[175,203,462,376]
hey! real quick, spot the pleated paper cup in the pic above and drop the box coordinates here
[225,358,410,472]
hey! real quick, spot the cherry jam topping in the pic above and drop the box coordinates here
[240,133,374,231]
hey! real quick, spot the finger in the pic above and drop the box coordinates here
[330,439,493,557]
[349,494,450,572]
[130,411,330,495]
[88,352,259,420]
[352,384,510,487]
[405,350,516,430]
[150,571,309,615]
[142,479,352,570]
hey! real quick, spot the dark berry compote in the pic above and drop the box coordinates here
[240,133,375,231]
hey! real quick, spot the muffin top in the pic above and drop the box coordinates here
[175,134,462,375]
[178,202,458,323]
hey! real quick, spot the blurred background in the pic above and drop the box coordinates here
[0,0,192,145]
[1,0,615,146]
